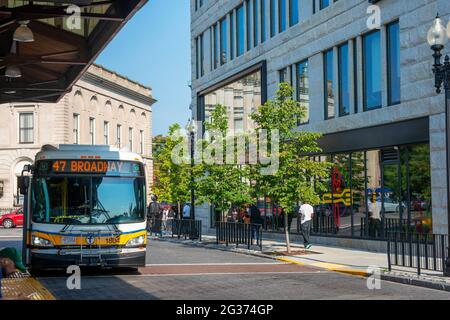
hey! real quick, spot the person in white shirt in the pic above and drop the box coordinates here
[299,202,314,249]
[368,194,382,237]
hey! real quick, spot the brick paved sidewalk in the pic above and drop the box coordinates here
[153,234,450,292]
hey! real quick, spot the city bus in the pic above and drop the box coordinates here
[18,144,148,270]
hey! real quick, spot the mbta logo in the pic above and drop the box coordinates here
[85,234,96,245]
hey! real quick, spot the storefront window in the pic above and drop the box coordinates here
[312,144,432,239]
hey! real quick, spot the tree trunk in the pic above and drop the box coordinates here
[284,212,291,253]
[177,202,181,220]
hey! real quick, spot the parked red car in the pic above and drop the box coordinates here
[0,208,24,228]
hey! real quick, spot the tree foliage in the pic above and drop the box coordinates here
[250,83,330,214]
[153,124,191,206]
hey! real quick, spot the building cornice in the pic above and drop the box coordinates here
[82,65,157,107]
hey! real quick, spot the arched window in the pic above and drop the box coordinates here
[90,96,99,114]
[74,91,84,111]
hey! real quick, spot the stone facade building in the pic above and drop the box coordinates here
[190,0,450,243]
[0,64,155,209]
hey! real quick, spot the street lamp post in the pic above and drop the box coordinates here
[186,118,196,221]
[429,14,450,275]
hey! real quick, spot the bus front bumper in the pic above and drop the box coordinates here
[30,247,146,269]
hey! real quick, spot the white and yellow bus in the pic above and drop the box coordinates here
[18,144,148,270]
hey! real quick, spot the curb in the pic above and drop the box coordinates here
[380,273,450,292]
[276,257,369,277]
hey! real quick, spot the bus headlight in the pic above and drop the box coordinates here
[32,236,53,247]
[126,235,145,247]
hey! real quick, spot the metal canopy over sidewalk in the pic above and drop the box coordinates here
[0,0,147,104]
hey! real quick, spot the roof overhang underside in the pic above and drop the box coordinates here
[0,0,147,104]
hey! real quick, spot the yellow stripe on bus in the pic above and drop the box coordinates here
[30,230,147,247]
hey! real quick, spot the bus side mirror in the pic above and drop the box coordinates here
[18,176,30,195]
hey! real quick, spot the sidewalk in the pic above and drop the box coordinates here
[154,234,450,292]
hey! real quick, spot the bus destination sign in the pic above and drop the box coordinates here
[37,160,142,176]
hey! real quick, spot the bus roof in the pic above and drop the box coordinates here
[35,145,144,162]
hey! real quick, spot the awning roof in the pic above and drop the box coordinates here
[0,0,147,104]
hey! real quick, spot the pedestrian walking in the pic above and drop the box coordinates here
[147,195,163,236]
[249,203,263,244]
[161,206,169,235]
[299,202,314,249]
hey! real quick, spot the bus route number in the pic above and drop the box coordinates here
[52,160,67,172]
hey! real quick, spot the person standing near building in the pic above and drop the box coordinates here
[182,202,191,219]
[147,195,163,235]
[368,194,382,238]
[299,202,314,249]
[249,203,263,244]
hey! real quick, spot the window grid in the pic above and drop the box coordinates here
[104,121,109,145]
[73,114,79,144]
[89,118,95,145]
[19,113,34,144]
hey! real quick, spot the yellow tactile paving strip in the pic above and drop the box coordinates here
[3,277,56,300]
[276,257,368,277]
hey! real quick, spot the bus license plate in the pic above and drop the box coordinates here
[61,236,77,245]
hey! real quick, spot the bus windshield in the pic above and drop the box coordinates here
[31,176,146,225]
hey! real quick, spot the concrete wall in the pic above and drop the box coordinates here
[191,0,450,235]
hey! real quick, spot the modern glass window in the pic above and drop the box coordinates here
[19,113,34,144]
[246,0,252,51]
[261,0,266,42]
[279,68,288,83]
[338,43,350,116]
[353,39,358,113]
[195,37,200,79]
[297,60,310,124]
[253,0,259,47]
[289,0,299,26]
[324,49,335,119]
[230,12,235,61]
[311,143,432,239]
[234,118,244,133]
[279,0,286,33]
[117,124,122,148]
[73,114,79,144]
[104,121,109,145]
[213,24,219,68]
[363,30,382,110]
[236,5,245,56]
[89,118,95,145]
[140,130,144,154]
[220,18,228,65]
[129,127,133,151]
[201,34,205,76]
[201,69,262,131]
[387,21,401,105]
[270,0,276,37]
[320,0,330,10]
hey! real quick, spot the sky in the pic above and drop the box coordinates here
[96,0,191,137]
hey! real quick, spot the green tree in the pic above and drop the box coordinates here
[196,105,254,220]
[250,83,330,252]
[153,124,191,216]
